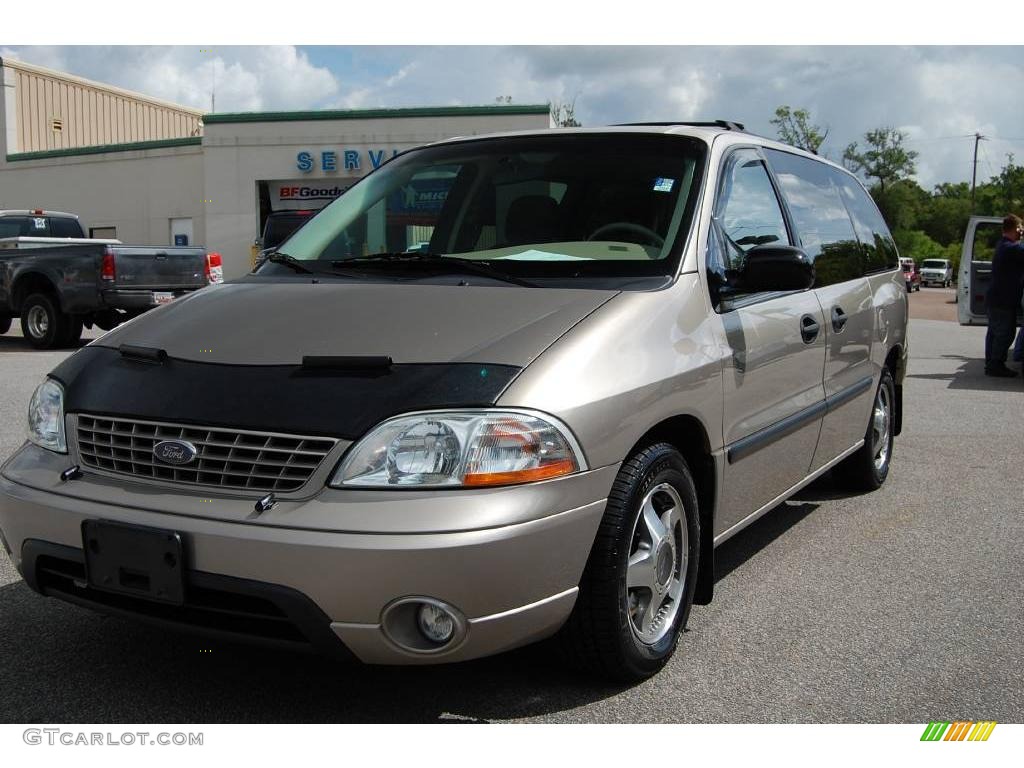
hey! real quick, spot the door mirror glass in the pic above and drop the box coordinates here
[736,245,815,293]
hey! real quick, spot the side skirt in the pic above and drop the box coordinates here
[712,439,864,547]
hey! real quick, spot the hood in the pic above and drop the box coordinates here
[94,281,617,367]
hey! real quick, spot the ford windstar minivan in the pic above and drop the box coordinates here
[0,122,908,682]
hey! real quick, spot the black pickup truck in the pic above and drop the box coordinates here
[0,211,221,349]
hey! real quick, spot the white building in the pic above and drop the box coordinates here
[0,57,552,277]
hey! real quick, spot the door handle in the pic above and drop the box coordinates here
[831,306,848,332]
[800,314,820,344]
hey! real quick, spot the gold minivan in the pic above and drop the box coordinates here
[0,122,907,681]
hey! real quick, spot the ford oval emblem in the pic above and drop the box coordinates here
[153,440,198,466]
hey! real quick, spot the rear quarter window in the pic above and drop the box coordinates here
[827,167,899,274]
[764,149,862,287]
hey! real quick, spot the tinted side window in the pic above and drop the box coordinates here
[50,217,84,238]
[830,169,900,273]
[711,149,790,280]
[764,149,861,287]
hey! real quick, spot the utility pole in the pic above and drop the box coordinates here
[971,132,987,209]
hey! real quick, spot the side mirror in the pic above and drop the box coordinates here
[736,245,815,293]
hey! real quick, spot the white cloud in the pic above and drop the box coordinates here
[2,46,339,112]
[3,45,1022,188]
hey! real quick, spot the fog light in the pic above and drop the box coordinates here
[381,596,466,653]
[417,602,456,644]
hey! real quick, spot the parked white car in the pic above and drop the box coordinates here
[920,258,953,287]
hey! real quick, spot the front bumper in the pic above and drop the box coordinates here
[0,446,614,664]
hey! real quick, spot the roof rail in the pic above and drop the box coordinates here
[615,120,747,132]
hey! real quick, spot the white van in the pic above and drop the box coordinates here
[919,258,953,288]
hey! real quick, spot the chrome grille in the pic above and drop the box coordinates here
[76,414,336,493]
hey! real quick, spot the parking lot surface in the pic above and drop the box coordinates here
[1,288,1021,723]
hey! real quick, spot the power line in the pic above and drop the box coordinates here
[979,142,998,179]
[903,134,976,143]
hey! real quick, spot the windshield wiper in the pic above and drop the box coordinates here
[265,251,315,274]
[337,253,537,288]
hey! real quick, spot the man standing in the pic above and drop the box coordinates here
[985,214,1024,377]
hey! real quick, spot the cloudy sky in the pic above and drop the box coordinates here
[2,45,1021,189]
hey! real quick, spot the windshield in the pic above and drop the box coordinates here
[921,260,947,269]
[269,133,706,285]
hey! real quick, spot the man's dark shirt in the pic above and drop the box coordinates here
[987,237,1024,310]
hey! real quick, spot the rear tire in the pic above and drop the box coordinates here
[835,368,896,491]
[557,442,700,683]
[19,293,70,350]
[0,316,11,335]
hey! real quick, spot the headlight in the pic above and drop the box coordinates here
[332,410,586,488]
[27,378,67,453]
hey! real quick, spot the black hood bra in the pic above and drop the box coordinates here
[51,346,521,440]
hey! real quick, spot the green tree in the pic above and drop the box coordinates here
[991,159,1024,214]
[919,194,972,247]
[870,179,929,232]
[770,105,828,154]
[843,128,918,191]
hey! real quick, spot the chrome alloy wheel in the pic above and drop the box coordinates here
[626,482,687,645]
[871,383,892,472]
[26,305,49,339]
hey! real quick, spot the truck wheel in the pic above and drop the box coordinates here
[20,293,70,350]
[835,368,896,491]
[0,316,11,335]
[558,442,700,683]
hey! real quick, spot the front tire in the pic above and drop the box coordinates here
[20,293,70,350]
[558,443,700,683]
[0,316,11,335]
[835,368,896,491]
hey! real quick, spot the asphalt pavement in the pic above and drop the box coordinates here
[0,288,1021,723]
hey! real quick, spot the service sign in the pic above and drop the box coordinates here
[296,148,403,174]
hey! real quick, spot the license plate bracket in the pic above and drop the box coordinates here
[82,520,185,605]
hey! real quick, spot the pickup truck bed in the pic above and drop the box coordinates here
[0,240,218,349]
